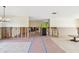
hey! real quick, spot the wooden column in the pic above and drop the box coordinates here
[8,27,10,38]
[10,27,12,38]
[25,27,26,38]
[0,27,1,39]
[49,27,52,36]
[20,27,22,38]
[27,27,29,38]
[16,27,18,38]
[23,27,26,37]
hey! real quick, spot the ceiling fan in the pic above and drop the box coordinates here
[0,6,10,22]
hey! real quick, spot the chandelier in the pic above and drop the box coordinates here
[0,6,10,22]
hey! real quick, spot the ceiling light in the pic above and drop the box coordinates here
[0,6,10,22]
[52,12,57,14]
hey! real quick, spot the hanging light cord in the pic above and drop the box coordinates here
[0,6,9,22]
[3,6,6,19]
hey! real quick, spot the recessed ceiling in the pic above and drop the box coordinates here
[0,6,79,19]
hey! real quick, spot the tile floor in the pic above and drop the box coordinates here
[28,36,65,53]
[0,36,65,53]
[51,37,79,53]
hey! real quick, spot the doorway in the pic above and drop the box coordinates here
[29,27,40,36]
[29,19,49,37]
[40,22,49,36]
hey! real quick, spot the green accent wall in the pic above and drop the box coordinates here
[40,22,48,28]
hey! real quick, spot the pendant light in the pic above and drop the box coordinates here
[0,6,10,22]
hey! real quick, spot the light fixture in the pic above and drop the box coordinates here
[0,6,10,22]
[52,12,57,14]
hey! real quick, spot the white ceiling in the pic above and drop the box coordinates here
[0,6,79,19]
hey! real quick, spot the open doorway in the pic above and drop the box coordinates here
[29,19,49,37]
[40,22,49,36]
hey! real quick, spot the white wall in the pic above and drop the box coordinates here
[29,20,42,27]
[0,16,29,27]
[50,14,79,37]
[10,16,29,37]
[58,27,78,37]
[50,15,77,27]
[0,16,29,38]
